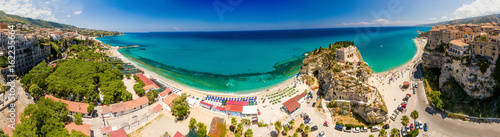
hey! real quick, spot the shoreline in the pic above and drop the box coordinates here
[373,37,425,75]
[93,36,424,97]
[94,37,298,98]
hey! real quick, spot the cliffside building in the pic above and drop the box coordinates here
[448,39,470,57]
[335,45,358,63]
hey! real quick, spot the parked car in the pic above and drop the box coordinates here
[323,121,329,127]
[401,101,408,105]
[390,114,397,121]
[353,127,360,133]
[397,107,404,111]
[311,125,318,132]
[401,104,407,108]
[424,123,428,131]
[343,127,352,133]
[360,127,368,132]
[383,124,390,129]
[406,94,411,97]
[410,123,414,130]
[335,125,343,131]
[307,120,313,126]
[312,102,316,107]
[401,127,406,136]
[406,126,410,132]
[317,131,325,137]
[371,126,381,132]
[418,120,424,129]
[394,109,399,114]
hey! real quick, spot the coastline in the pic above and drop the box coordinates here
[94,37,298,98]
[93,36,425,97]
[373,37,426,75]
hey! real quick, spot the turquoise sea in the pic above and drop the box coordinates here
[97,27,431,94]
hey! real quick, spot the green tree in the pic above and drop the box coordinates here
[304,125,310,134]
[236,123,243,135]
[147,89,158,102]
[293,132,298,137]
[369,135,374,137]
[28,84,42,99]
[13,98,70,136]
[289,120,295,129]
[407,129,419,137]
[275,121,282,133]
[401,115,409,127]
[244,129,253,137]
[390,128,399,137]
[283,125,289,135]
[125,74,131,79]
[0,129,9,137]
[232,117,237,128]
[299,123,305,131]
[189,118,197,130]
[116,64,123,70]
[411,110,419,121]
[171,93,190,120]
[87,102,94,114]
[74,113,83,125]
[197,122,207,137]
[379,128,387,137]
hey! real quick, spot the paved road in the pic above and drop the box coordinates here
[409,65,500,137]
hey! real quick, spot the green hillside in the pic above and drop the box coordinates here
[0,10,76,29]
[417,14,500,26]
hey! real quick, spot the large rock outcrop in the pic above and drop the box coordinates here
[299,44,388,124]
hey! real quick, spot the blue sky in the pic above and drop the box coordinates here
[1,0,500,32]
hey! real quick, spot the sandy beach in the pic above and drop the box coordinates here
[95,39,299,98]
[94,36,426,99]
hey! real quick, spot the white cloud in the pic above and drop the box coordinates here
[454,0,500,18]
[65,15,71,17]
[73,10,82,15]
[340,19,409,26]
[45,1,49,4]
[0,0,59,22]
[174,27,181,31]
[428,17,437,20]
[441,16,448,19]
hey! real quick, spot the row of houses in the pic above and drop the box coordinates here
[101,104,163,136]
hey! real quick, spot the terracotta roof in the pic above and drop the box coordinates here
[200,101,213,107]
[102,105,112,114]
[162,93,180,107]
[173,131,185,137]
[430,29,440,32]
[45,95,89,114]
[226,100,248,106]
[137,74,155,86]
[100,126,112,133]
[215,106,225,111]
[283,101,300,113]
[2,125,13,136]
[159,88,172,97]
[450,39,469,47]
[153,104,163,112]
[282,92,307,113]
[65,123,91,136]
[109,129,127,137]
[143,84,159,91]
[111,96,149,113]
[225,104,243,112]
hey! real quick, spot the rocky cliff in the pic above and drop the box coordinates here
[299,43,388,124]
[422,47,496,99]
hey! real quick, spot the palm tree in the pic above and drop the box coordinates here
[411,110,419,121]
[379,128,387,137]
[401,115,409,127]
[275,121,282,133]
[390,128,399,137]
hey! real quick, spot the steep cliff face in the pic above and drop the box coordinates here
[422,48,496,99]
[300,45,388,124]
